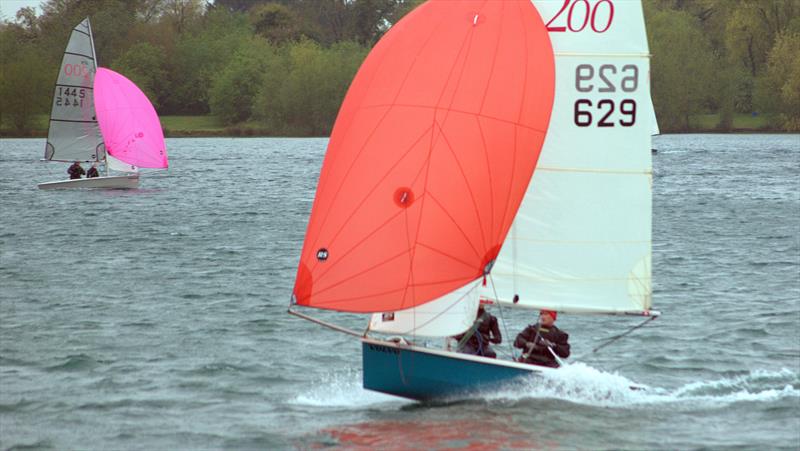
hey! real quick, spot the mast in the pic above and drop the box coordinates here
[85,18,108,177]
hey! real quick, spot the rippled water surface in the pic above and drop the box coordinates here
[1,135,799,450]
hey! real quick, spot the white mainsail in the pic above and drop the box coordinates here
[484,0,654,314]
[44,18,104,163]
[371,0,657,335]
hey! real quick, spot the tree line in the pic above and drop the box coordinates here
[1,0,798,135]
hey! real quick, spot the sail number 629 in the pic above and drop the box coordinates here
[573,63,638,127]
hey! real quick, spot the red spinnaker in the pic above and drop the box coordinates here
[293,0,555,312]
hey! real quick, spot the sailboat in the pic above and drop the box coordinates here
[38,18,167,190]
[289,0,659,402]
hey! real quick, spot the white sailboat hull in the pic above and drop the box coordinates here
[38,174,139,190]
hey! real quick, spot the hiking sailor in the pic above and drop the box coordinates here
[514,309,570,368]
[453,304,502,358]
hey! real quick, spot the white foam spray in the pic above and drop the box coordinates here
[289,368,405,408]
[288,363,798,409]
[485,363,799,408]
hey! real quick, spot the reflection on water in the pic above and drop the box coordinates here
[306,416,557,450]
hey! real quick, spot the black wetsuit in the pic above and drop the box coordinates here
[454,310,502,358]
[67,163,85,179]
[514,323,570,368]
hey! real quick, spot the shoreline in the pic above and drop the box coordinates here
[1,129,794,139]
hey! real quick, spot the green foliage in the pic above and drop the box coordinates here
[647,8,716,131]
[0,39,50,132]
[209,38,281,125]
[250,3,302,44]
[253,39,368,135]
[2,0,798,135]
[754,32,800,130]
[110,42,167,108]
[161,8,252,114]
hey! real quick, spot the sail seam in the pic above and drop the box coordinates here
[491,274,652,282]
[358,103,548,134]
[425,189,482,263]
[309,126,433,281]
[312,274,475,308]
[430,122,485,261]
[535,166,652,175]
[555,52,651,57]
[305,7,450,269]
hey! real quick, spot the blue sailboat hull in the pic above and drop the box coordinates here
[362,338,547,401]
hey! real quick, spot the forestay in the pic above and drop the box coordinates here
[483,0,655,314]
[44,18,104,163]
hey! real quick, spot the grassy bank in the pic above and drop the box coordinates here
[687,113,774,132]
[0,113,788,138]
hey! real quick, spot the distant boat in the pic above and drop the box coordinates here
[38,18,167,190]
[288,0,659,402]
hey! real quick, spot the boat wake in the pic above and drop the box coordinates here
[289,368,404,408]
[288,364,798,409]
[485,363,800,408]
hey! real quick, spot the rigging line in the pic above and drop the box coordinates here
[488,274,517,360]
[583,316,658,358]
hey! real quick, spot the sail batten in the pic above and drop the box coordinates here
[44,18,104,163]
[480,0,655,315]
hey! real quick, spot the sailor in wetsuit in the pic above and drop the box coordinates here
[514,309,570,368]
[453,305,502,358]
[67,161,85,179]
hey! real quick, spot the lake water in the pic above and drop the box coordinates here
[1,134,799,450]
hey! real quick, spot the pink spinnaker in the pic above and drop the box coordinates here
[94,68,168,169]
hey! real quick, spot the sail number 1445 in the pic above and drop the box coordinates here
[573,64,637,128]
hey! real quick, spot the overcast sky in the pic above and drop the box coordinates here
[1,0,45,20]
